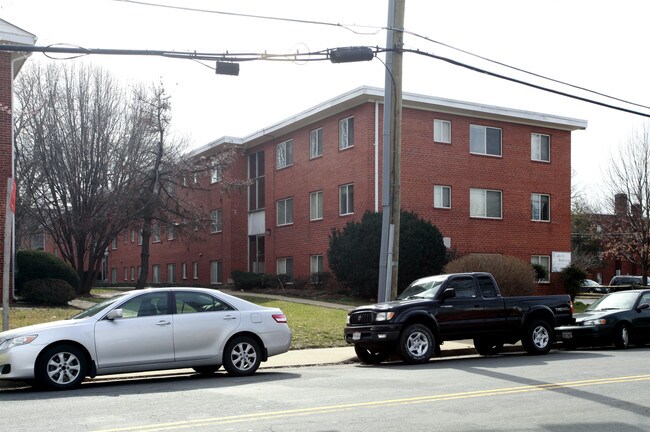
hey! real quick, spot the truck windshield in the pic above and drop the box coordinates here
[398,275,447,300]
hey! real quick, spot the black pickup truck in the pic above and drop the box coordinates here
[344,272,573,364]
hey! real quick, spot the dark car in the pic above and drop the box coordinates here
[579,279,608,294]
[556,289,650,349]
[608,275,644,291]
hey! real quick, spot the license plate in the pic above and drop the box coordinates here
[562,331,573,339]
[352,332,361,341]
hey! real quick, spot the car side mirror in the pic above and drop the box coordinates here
[106,309,123,320]
[441,288,456,301]
[637,303,650,311]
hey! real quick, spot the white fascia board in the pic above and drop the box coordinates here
[0,19,37,46]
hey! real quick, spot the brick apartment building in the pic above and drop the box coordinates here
[0,19,35,303]
[90,86,586,295]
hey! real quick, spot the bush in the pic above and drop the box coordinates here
[16,249,80,294]
[444,254,536,296]
[230,270,266,290]
[560,264,588,300]
[21,278,76,306]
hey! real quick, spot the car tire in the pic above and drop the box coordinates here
[192,365,222,375]
[473,337,504,356]
[354,345,390,364]
[614,323,630,349]
[223,336,262,376]
[398,324,435,364]
[35,344,87,390]
[522,319,553,355]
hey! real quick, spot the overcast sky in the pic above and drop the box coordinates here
[2,0,649,206]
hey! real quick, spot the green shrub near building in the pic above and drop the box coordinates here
[16,249,80,295]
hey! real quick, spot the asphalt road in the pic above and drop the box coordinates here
[2,348,650,432]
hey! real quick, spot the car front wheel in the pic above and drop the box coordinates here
[522,319,553,355]
[36,344,87,390]
[223,336,262,376]
[398,324,434,364]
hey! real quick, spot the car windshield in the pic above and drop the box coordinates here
[586,292,639,312]
[397,276,447,300]
[71,295,124,319]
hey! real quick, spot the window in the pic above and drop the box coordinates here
[167,224,175,240]
[531,255,551,283]
[112,237,118,250]
[210,209,223,233]
[210,260,222,285]
[152,224,160,243]
[277,139,293,169]
[181,262,187,279]
[310,190,323,220]
[175,291,233,314]
[470,125,502,156]
[531,133,550,162]
[111,268,118,284]
[167,264,176,284]
[193,261,199,279]
[123,231,128,244]
[138,231,143,245]
[249,151,265,211]
[531,193,550,221]
[152,264,160,283]
[210,167,222,183]
[277,257,294,278]
[123,267,128,281]
[339,116,354,149]
[119,292,169,318]
[31,233,44,250]
[339,183,354,215]
[130,266,135,281]
[447,277,477,298]
[470,188,502,219]
[477,275,497,298]
[131,230,136,243]
[310,128,323,158]
[277,198,294,226]
[310,255,324,283]
[434,185,451,209]
[434,119,451,143]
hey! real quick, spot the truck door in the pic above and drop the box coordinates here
[476,274,506,334]
[436,275,484,338]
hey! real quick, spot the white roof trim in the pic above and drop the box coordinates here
[0,19,37,46]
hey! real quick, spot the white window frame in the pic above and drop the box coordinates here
[112,237,118,250]
[193,261,199,280]
[434,185,451,209]
[123,267,128,281]
[310,190,323,221]
[434,119,451,144]
[470,125,502,157]
[210,260,222,285]
[532,193,551,222]
[531,133,550,162]
[277,198,294,226]
[181,262,187,279]
[167,263,176,284]
[210,209,223,233]
[276,257,294,277]
[531,255,551,283]
[152,264,160,283]
[210,167,222,184]
[152,224,161,243]
[167,224,175,240]
[277,139,294,169]
[310,254,324,282]
[130,266,135,281]
[310,127,323,158]
[339,183,354,216]
[470,188,502,219]
[339,116,354,150]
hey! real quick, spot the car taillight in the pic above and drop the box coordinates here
[273,314,287,323]
[570,300,574,315]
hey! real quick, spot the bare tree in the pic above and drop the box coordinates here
[14,62,156,294]
[601,123,650,285]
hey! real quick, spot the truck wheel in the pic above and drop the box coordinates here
[614,323,630,349]
[522,319,553,355]
[354,345,390,364]
[399,324,434,364]
[35,344,87,390]
[473,337,504,356]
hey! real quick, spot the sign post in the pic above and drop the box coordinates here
[2,177,15,331]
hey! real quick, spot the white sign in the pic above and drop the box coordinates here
[552,251,571,272]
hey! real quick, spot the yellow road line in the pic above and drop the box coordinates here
[93,374,650,432]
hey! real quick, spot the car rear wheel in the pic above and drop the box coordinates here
[473,337,504,356]
[614,323,630,349]
[192,365,222,375]
[36,344,87,390]
[354,345,390,364]
[522,319,553,355]
[399,324,434,364]
[223,336,262,376]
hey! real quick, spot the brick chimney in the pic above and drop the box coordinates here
[614,194,628,216]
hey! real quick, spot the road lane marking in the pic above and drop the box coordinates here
[92,374,650,432]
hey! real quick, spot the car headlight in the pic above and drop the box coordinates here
[375,312,395,322]
[0,335,38,350]
[583,319,607,326]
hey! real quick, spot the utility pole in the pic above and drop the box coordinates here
[378,0,405,302]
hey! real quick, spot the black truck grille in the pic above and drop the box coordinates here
[349,311,373,324]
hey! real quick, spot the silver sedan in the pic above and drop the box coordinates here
[0,287,292,390]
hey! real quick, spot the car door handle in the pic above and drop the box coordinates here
[223,315,238,320]
[440,305,453,308]
[156,320,171,326]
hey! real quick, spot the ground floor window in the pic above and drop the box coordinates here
[531,255,550,283]
[210,260,222,284]
[152,264,160,283]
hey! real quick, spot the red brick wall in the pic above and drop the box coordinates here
[102,99,572,294]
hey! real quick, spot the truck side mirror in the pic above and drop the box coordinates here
[441,288,456,301]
